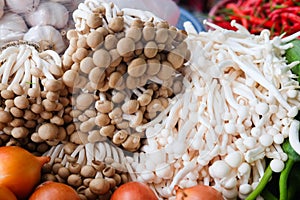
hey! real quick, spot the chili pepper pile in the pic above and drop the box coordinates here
[210,0,300,37]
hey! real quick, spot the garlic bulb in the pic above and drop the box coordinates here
[23,25,66,54]
[49,0,72,3]
[0,0,4,19]
[5,0,40,14]
[25,1,69,29]
[0,12,28,46]
[61,0,82,12]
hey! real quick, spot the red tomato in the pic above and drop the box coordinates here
[111,182,158,200]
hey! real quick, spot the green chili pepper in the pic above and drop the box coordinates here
[245,165,273,200]
[285,39,300,82]
[279,140,300,200]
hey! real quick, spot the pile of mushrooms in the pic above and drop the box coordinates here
[0,41,72,153]
[125,21,300,199]
[61,0,189,152]
[42,141,130,200]
[1,1,300,200]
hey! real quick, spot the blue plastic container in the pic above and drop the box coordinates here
[176,7,206,32]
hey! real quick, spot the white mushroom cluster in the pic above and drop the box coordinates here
[61,0,189,152]
[42,142,130,199]
[124,21,300,199]
[0,0,82,54]
[0,41,72,152]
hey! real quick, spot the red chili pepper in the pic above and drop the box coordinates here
[269,7,300,19]
[211,0,299,38]
[226,3,248,28]
[280,12,300,23]
[214,21,237,31]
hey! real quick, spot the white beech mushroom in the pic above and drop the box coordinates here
[0,41,69,149]
[25,1,69,29]
[124,22,300,199]
[42,141,130,199]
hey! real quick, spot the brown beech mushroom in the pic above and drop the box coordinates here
[108,16,124,33]
[63,69,80,88]
[104,34,118,50]
[100,125,115,138]
[108,71,124,89]
[111,91,126,104]
[126,21,142,42]
[116,37,135,57]
[146,58,161,76]
[87,13,103,29]
[87,30,104,49]
[112,130,128,145]
[122,110,143,128]
[144,41,158,58]
[38,123,59,141]
[93,49,111,68]
[109,49,122,67]
[121,99,139,114]
[143,22,155,41]
[167,49,185,70]
[80,57,96,74]
[0,110,13,123]
[127,57,147,78]
[75,93,94,111]
[157,61,175,80]
[122,133,141,152]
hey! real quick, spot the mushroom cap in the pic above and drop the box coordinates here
[87,30,104,49]
[112,130,128,145]
[144,41,158,59]
[128,110,143,128]
[127,57,147,78]
[157,61,174,80]
[38,123,59,140]
[0,110,13,123]
[63,69,79,88]
[95,100,114,114]
[87,13,103,29]
[146,58,161,76]
[80,57,96,74]
[108,16,124,33]
[75,93,94,110]
[122,133,141,151]
[121,100,139,114]
[93,49,111,68]
[108,71,124,89]
[116,37,135,57]
[104,34,118,50]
